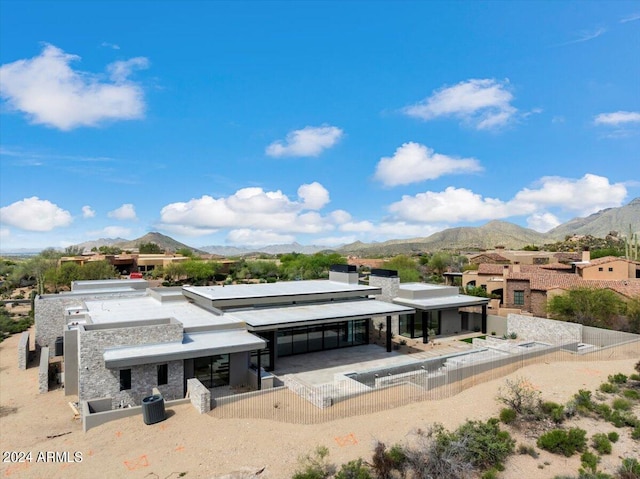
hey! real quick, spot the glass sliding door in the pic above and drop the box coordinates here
[194,354,229,388]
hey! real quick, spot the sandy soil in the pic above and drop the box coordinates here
[0,327,638,479]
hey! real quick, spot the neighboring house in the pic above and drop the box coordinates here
[59,253,190,275]
[574,256,640,280]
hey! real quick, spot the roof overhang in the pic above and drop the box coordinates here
[103,329,266,368]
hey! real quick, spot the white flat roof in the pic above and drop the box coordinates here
[393,294,489,310]
[103,329,266,368]
[84,296,241,329]
[227,299,415,330]
[183,280,379,301]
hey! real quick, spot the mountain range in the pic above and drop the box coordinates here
[8,197,637,257]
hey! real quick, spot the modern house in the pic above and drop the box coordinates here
[33,266,494,410]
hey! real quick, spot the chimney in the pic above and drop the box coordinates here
[512,264,521,273]
[582,248,590,263]
[329,264,358,284]
[369,269,400,303]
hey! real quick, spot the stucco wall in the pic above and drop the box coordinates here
[78,323,184,407]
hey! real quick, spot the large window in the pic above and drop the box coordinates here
[119,369,131,391]
[194,354,229,388]
[514,290,525,306]
[275,320,368,358]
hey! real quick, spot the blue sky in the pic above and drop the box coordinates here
[1,1,639,252]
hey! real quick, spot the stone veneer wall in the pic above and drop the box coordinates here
[35,291,146,358]
[507,313,582,345]
[38,347,49,394]
[187,378,211,413]
[369,275,400,303]
[18,331,29,370]
[78,322,184,408]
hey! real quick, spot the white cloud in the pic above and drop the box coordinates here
[560,27,606,45]
[227,229,296,246]
[0,197,73,231]
[374,142,482,186]
[82,205,96,218]
[0,44,148,130]
[87,226,132,238]
[340,220,374,233]
[101,42,121,50]
[159,183,336,235]
[526,212,561,232]
[403,79,517,130]
[313,235,358,247]
[0,228,9,238]
[389,187,511,223]
[513,174,627,216]
[329,210,351,224]
[388,174,627,225]
[298,182,330,209]
[594,111,640,125]
[265,125,343,157]
[108,203,137,220]
[620,13,640,23]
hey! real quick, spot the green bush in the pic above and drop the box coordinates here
[607,431,619,443]
[618,457,640,479]
[517,444,539,458]
[574,390,595,413]
[599,382,618,394]
[499,407,517,424]
[537,428,587,457]
[608,373,628,384]
[591,433,612,455]
[449,418,515,470]
[292,446,335,479]
[629,374,640,381]
[623,389,640,400]
[481,469,498,479]
[608,410,639,428]
[334,459,372,479]
[612,398,632,411]
[540,401,566,423]
[632,426,640,440]
[581,451,599,472]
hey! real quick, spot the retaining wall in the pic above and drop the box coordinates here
[38,347,49,394]
[18,331,29,370]
[187,378,210,413]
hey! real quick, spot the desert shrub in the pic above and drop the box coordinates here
[499,407,517,424]
[496,377,541,417]
[608,410,639,428]
[574,390,595,414]
[630,374,640,381]
[517,444,539,458]
[370,441,407,479]
[623,389,640,400]
[481,468,498,479]
[292,446,335,479]
[537,428,587,457]
[541,401,566,423]
[612,398,632,411]
[581,451,600,473]
[594,403,613,421]
[599,382,618,394]
[452,418,515,470]
[608,373,628,384]
[607,431,619,443]
[591,433,612,455]
[334,459,371,479]
[632,425,640,440]
[618,457,640,479]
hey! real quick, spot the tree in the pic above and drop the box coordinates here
[175,248,194,258]
[624,296,640,334]
[64,245,84,256]
[138,242,164,254]
[547,287,625,329]
[79,261,118,280]
[383,255,420,283]
[183,259,219,285]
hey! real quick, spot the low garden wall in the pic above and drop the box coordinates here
[38,347,49,394]
[18,331,29,370]
[187,378,210,414]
